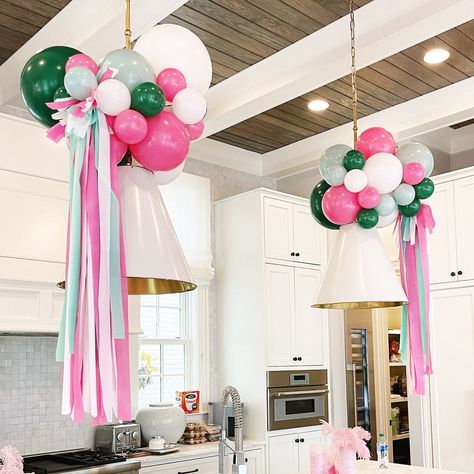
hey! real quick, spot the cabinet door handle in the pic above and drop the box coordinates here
[458,270,463,276]
[291,252,295,256]
[451,272,456,277]
[293,357,298,361]
[300,438,305,443]
[297,357,302,361]
[178,470,199,474]
[295,439,300,443]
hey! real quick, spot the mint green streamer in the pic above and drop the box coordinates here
[399,217,410,364]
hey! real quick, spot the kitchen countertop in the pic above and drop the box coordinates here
[355,461,466,474]
[130,441,265,468]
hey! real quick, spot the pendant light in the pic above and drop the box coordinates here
[312,1,407,309]
[119,165,196,294]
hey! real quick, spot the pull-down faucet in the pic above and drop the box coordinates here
[218,386,247,474]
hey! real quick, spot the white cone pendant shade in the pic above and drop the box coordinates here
[119,165,196,295]
[313,223,407,309]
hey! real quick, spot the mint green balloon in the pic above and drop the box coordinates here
[319,144,351,183]
[64,66,97,100]
[325,165,347,186]
[376,194,397,216]
[396,142,434,177]
[393,183,416,206]
[100,49,155,92]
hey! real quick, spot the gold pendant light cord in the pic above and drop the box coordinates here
[350,0,358,148]
[125,0,132,49]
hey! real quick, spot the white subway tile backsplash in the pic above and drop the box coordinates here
[0,336,94,455]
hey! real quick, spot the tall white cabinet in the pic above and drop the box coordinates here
[215,188,329,466]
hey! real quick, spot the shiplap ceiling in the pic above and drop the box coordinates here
[0,0,72,64]
[210,19,474,153]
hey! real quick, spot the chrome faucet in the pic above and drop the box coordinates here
[218,386,246,474]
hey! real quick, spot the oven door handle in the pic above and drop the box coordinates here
[271,389,329,397]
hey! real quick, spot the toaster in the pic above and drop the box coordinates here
[95,422,141,453]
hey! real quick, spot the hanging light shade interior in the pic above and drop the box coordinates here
[119,165,196,295]
[313,223,407,309]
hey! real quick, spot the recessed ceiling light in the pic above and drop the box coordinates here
[423,48,450,64]
[308,99,329,112]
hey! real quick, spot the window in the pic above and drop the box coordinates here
[138,293,193,408]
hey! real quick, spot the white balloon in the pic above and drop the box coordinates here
[344,169,368,193]
[376,208,399,228]
[134,24,212,95]
[172,88,207,124]
[155,161,185,186]
[95,79,131,116]
[364,153,403,194]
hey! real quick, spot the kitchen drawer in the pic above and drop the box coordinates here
[140,456,218,474]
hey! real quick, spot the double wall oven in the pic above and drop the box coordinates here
[267,369,329,431]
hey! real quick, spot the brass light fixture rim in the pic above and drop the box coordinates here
[312,300,408,309]
[57,277,197,295]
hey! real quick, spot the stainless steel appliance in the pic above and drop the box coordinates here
[209,401,244,441]
[267,370,329,431]
[22,449,140,474]
[94,423,141,453]
[345,310,376,455]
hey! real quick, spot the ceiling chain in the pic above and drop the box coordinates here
[125,0,132,49]
[350,0,358,148]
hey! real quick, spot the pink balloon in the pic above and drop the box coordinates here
[322,185,361,225]
[113,109,148,145]
[355,127,396,159]
[110,133,128,164]
[403,162,424,185]
[130,111,190,171]
[185,121,204,141]
[357,186,381,209]
[65,53,99,75]
[156,68,187,102]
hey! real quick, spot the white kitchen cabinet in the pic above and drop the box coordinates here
[429,286,474,471]
[428,175,474,285]
[264,197,323,265]
[266,264,327,367]
[268,429,322,474]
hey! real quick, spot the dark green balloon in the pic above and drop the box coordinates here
[399,198,421,217]
[310,180,340,230]
[357,208,379,229]
[20,46,80,127]
[53,86,69,101]
[343,149,365,171]
[131,82,165,117]
[414,178,434,200]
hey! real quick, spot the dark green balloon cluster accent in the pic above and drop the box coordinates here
[131,82,165,117]
[414,178,434,200]
[53,86,69,101]
[20,46,80,127]
[310,180,340,230]
[357,209,379,229]
[343,149,365,171]
[399,198,421,217]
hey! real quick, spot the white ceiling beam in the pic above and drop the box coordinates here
[0,0,187,105]
[263,77,474,178]
[203,0,474,138]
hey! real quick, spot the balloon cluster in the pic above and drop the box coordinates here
[311,127,435,230]
[20,24,211,185]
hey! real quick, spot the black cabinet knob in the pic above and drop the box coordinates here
[297,357,302,361]
[295,252,300,257]
[295,439,300,443]
[458,270,463,276]
[300,438,305,443]
[451,272,456,277]
[290,252,295,256]
[293,357,298,361]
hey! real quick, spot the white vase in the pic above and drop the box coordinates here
[136,403,186,445]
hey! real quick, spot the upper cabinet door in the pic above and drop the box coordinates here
[266,264,295,367]
[427,181,458,284]
[264,197,294,261]
[294,268,326,367]
[454,176,474,282]
[293,204,322,265]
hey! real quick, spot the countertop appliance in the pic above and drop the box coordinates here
[95,423,141,453]
[22,449,140,474]
[209,401,244,441]
[267,369,329,431]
